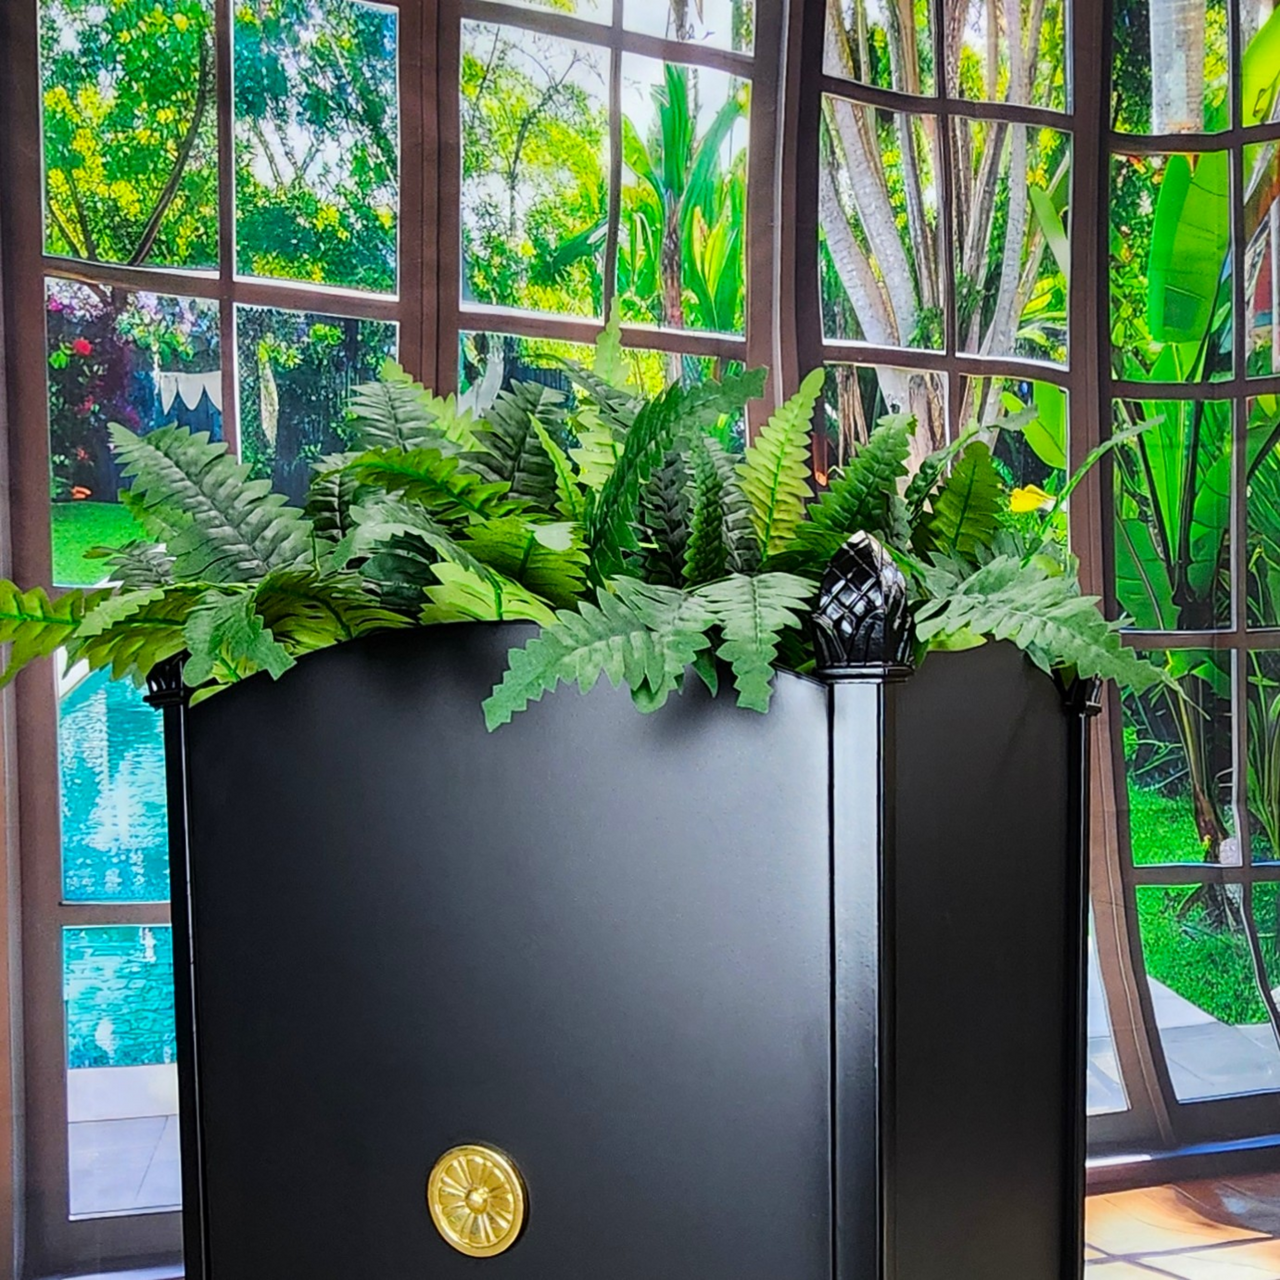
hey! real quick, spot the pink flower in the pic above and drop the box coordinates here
[71,337,92,356]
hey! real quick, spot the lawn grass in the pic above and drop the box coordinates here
[51,501,142,586]
[1126,777,1211,864]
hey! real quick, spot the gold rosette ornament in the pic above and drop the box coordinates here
[427,1144,527,1258]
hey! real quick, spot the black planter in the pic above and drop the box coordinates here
[153,623,1092,1280]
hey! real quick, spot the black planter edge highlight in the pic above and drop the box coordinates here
[145,654,208,1280]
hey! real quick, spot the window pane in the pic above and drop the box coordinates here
[40,0,218,269]
[965,378,1069,529]
[60,669,168,903]
[626,0,754,51]
[1246,142,1280,377]
[461,22,609,318]
[1111,0,1229,134]
[822,364,947,471]
[66,925,180,1217]
[820,101,942,350]
[1248,397,1280,627]
[1113,398,1231,630]
[46,280,222,587]
[824,0,936,96]
[458,331,594,404]
[1088,917,1129,1114]
[1248,653,1280,862]
[1136,884,1280,1101]
[236,306,396,503]
[1121,650,1235,865]
[499,0,609,20]
[1110,152,1233,382]
[619,58,749,335]
[953,121,1070,365]
[951,0,1069,110]
[235,0,399,293]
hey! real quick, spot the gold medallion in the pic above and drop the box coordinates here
[427,1144,527,1258]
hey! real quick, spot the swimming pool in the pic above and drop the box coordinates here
[59,669,175,1068]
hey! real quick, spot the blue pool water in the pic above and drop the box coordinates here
[59,669,175,1068]
[59,669,169,902]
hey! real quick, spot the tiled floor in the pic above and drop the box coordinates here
[1086,1175,1280,1277]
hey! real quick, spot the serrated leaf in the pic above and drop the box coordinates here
[533,419,587,521]
[253,569,410,653]
[420,562,558,626]
[737,368,823,555]
[593,301,629,390]
[347,362,444,452]
[482,578,716,729]
[466,381,565,509]
[112,423,312,582]
[344,447,519,523]
[84,540,175,589]
[914,555,1170,692]
[458,517,588,609]
[693,572,816,712]
[306,452,365,542]
[0,582,108,686]
[684,438,727,586]
[182,589,295,687]
[802,412,914,544]
[919,440,1004,560]
[638,451,691,586]
[65,585,205,684]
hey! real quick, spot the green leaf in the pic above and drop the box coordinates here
[588,370,766,581]
[83,540,175,589]
[306,452,365,542]
[693,572,816,712]
[593,300,629,390]
[482,578,716,729]
[182,589,295,687]
[0,582,107,686]
[1114,515,1177,629]
[533,420,587,522]
[919,440,1004,560]
[459,517,588,609]
[684,438,728,586]
[112,423,313,583]
[420,562,558,626]
[466,380,566,509]
[347,361,447,452]
[253,569,410,653]
[1029,185,1070,279]
[638,451,692,586]
[737,368,823,556]
[65,585,205,685]
[344,447,518,523]
[805,412,914,539]
[914,555,1169,692]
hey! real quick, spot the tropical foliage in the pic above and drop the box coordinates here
[1,317,1165,731]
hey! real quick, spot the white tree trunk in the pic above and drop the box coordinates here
[819,162,896,346]
[1150,0,1206,133]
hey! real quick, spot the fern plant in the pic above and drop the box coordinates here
[0,309,1167,721]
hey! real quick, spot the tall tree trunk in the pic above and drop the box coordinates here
[1150,0,1206,132]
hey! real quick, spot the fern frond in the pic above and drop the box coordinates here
[0,582,107,686]
[639,451,691,586]
[482,578,716,729]
[684,439,727,587]
[65,585,204,684]
[465,381,565,510]
[347,361,444,452]
[459,517,588,610]
[593,301,629,390]
[532,419,587,522]
[803,412,914,542]
[918,440,1003,561]
[703,438,761,574]
[343,447,518,523]
[588,371,765,582]
[914,555,1170,692]
[693,572,816,712]
[569,403,625,490]
[111,423,312,582]
[182,589,295,687]
[253,569,410,653]
[420,562,558,626]
[306,453,365,542]
[737,368,823,555]
[84,540,175,589]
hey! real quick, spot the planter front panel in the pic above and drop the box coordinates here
[183,626,834,1280]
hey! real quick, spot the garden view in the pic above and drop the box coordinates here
[33,0,1280,1107]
